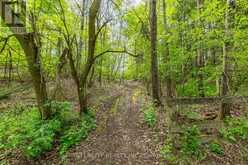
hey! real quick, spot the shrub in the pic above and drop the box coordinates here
[0,108,62,158]
[22,119,62,157]
[0,102,96,158]
[181,125,202,158]
[143,103,156,127]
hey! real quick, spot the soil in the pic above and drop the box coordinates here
[65,82,163,165]
[1,81,165,165]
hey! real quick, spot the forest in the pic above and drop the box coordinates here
[1,0,248,164]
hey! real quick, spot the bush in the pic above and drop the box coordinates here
[181,125,202,158]
[0,102,96,158]
[23,119,62,157]
[0,107,61,158]
[143,103,156,127]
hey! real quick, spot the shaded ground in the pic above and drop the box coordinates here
[1,81,165,165]
[65,82,163,165]
[3,80,248,164]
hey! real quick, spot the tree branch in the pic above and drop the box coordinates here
[94,49,140,61]
[95,19,112,41]
[0,35,14,55]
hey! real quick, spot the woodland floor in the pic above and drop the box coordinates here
[64,82,165,165]
[2,80,248,165]
[1,81,166,165]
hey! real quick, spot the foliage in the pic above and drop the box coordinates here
[1,0,248,97]
[160,126,206,163]
[181,125,203,158]
[59,110,96,155]
[0,106,61,158]
[22,119,61,158]
[220,118,248,142]
[160,138,176,163]
[143,103,157,127]
[208,142,224,156]
[0,102,96,158]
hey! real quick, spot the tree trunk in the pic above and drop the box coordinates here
[150,0,161,104]
[78,0,102,115]
[8,49,12,85]
[2,3,51,119]
[88,66,95,88]
[16,33,51,120]
[196,0,205,97]
[220,0,235,119]
[162,0,173,98]
[53,47,68,100]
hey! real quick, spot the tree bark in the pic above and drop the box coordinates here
[162,0,174,98]
[78,0,102,115]
[196,0,205,97]
[220,0,235,119]
[150,0,161,104]
[16,33,51,119]
[53,47,68,100]
[8,49,12,85]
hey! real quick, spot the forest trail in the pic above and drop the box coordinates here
[66,82,161,165]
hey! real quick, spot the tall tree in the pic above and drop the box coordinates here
[150,0,160,104]
[162,0,174,98]
[220,0,236,119]
[196,0,205,97]
[0,0,51,119]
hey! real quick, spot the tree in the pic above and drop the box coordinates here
[196,0,205,97]
[150,0,160,104]
[0,0,51,119]
[220,0,236,119]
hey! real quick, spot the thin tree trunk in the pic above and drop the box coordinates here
[53,47,68,100]
[196,0,205,97]
[220,0,235,119]
[78,0,102,115]
[8,49,12,85]
[150,0,161,104]
[162,0,173,98]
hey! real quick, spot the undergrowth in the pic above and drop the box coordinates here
[0,101,96,159]
[59,110,96,155]
[160,117,248,164]
[220,117,248,142]
[143,103,156,127]
[160,125,225,164]
[181,125,203,158]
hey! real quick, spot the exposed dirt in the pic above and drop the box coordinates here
[64,82,162,165]
[2,81,165,165]
[3,81,248,164]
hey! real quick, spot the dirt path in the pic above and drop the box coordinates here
[66,82,161,165]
